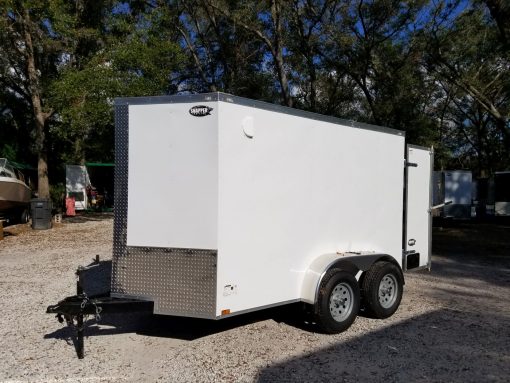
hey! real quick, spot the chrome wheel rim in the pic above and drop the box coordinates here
[378,273,398,309]
[329,282,354,322]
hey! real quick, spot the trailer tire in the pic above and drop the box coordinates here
[20,209,30,224]
[361,261,403,319]
[315,269,360,334]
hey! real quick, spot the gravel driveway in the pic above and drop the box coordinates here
[0,216,509,382]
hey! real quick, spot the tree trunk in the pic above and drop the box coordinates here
[23,8,50,198]
[37,151,50,199]
[207,0,292,106]
[271,0,293,107]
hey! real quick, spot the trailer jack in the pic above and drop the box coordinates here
[46,256,153,359]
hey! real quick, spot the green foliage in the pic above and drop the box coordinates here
[48,2,185,163]
[0,0,509,188]
[49,182,65,213]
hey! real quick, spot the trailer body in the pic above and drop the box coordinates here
[111,93,432,319]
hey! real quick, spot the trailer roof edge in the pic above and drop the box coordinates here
[407,144,432,151]
[114,92,406,137]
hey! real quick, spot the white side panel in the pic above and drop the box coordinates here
[216,102,405,315]
[405,146,433,268]
[127,102,218,249]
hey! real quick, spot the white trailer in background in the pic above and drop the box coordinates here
[104,92,433,333]
[433,170,473,219]
[494,171,510,216]
[65,165,90,210]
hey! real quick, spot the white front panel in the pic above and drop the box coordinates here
[127,102,218,249]
[406,146,433,268]
[216,102,405,315]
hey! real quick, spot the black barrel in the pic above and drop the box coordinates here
[31,198,53,230]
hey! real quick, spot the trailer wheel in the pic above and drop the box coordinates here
[20,209,30,224]
[361,261,403,319]
[315,269,360,334]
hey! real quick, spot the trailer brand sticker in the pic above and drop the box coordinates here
[189,105,213,117]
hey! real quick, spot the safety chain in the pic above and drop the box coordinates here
[79,294,103,322]
[63,294,104,331]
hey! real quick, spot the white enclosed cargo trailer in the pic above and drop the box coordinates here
[494,171,510,216]
[65,165,90,210]
[105,92,433,333]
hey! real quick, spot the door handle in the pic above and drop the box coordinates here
[408,239,416,246]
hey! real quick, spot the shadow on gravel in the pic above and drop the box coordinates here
[433,222,510,258]
[431,223,510,286]
[44,303,304,349]
[138,303,304,340]
[429,256,510,287]
[257,308,510,382]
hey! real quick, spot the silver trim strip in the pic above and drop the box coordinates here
[428,147,434,271]
[403,146,410,270]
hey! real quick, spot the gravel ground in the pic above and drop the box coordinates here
[0,216,509,382]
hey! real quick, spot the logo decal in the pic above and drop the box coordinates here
[189,105,213,117]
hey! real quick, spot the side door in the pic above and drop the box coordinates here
[405,145,433,270]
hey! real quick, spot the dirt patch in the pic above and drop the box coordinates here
[0,218,508,382]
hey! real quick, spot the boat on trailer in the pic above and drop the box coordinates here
[0,158,31,223]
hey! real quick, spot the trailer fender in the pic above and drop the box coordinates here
[300,253,402,305]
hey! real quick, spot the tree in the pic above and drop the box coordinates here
[286,0,339,112]
[162,0,272,98]
[208,0,294,106]
[49,2,185,163]
[314,0,437,145]
[424,0,510,171]
[0,0,61,197]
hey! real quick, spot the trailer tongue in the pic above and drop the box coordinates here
[46,256,153,359]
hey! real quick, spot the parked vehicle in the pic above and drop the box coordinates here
[432,170,473,219]
[48,93,433,357]
[65,165,90,211]
[0,158,31,223]
[494,171,510,216]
